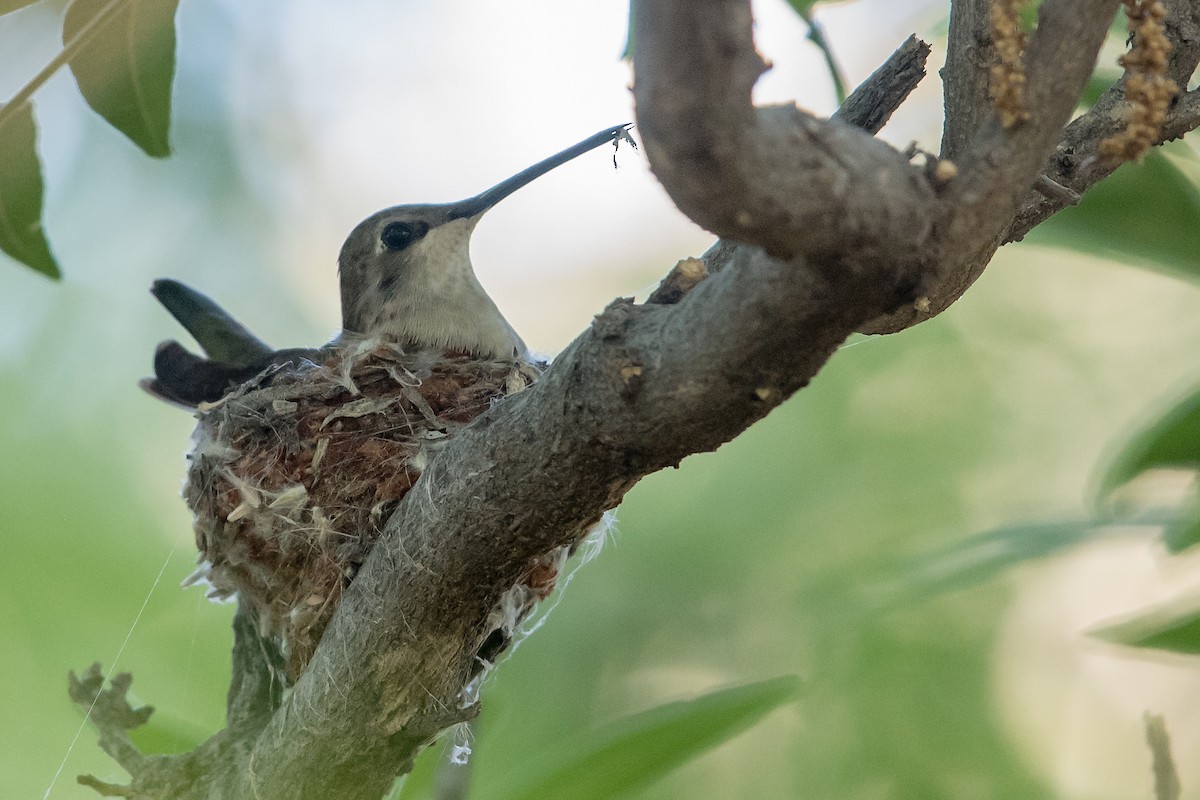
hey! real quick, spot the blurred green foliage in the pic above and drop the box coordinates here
[1103,374,1200,453]
[1027,146,1200,285]
[1092,598,1200,656]
[478,677,799,800]
[0,0,39,16]
[0,0,178,277]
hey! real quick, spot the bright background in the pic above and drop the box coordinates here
[4,1,1200,798]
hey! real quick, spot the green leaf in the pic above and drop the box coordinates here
[64,0,179,158]
[1091,600,1200,655]
[491,676,799,800]
[0,103,59,278]
[1163,512,1200,553]
[0,0,40,15]
[1026,147,1200,283]
[1099,384,1200,497]
[785,0,820,13]
[879,519,1118,607]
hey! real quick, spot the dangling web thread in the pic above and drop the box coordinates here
[43,542,179,799]
[510,510,616,650]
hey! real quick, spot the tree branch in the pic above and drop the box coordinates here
[862,0,1123,333]
[235,254,899,800]
[1007,0,1200,242]
[630,0,936,264]
[832,35,932,133]
[941,0,996,161]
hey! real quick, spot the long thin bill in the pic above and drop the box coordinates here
[449,124,633,219]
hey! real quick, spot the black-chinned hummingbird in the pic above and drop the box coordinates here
[145,124,635,407]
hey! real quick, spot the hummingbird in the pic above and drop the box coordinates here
[157,124,636,680]
[144,124,635,407]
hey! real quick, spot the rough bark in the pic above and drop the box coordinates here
[73,1,1200,798]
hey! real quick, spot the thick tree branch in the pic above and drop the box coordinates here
[865,0,1200,334]
[944,0,1121,239]
[861,0,1122,333]
[630,0,936,264]
[235,251,901,800]
[941,0,996,161]
[690,35,932,294]
[1007,0,1200,241]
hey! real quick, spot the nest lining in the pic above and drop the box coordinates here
[184,341,544,680]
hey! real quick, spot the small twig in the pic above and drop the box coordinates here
[832,35,931,135]
[77,774,135,797]
[69,664,153,795]
[1032,173,1081,205]
[1145,712,1181,800]
[0,0,128,133]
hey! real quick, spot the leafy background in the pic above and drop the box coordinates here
[5,1,1200,799]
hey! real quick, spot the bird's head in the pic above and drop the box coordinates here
[337,124,632,361]
[337,201,522,358]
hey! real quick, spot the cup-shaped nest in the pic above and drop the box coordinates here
[184,341,542,680]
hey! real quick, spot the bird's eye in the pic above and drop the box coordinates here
[380,221,429,251]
